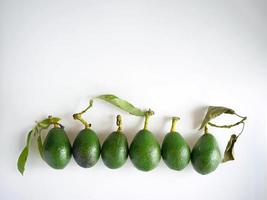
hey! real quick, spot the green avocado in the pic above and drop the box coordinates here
[129,129,161,171]
[43,127,71,169]
[101,131,128,169]
[161,131,190,170]
[72,128,100,168]
[191,133,221,175]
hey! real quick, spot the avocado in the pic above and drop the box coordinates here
[129,129,161,171]
[101,131,128,169]
[72,128,101,168]
[43,127,71,169]
[191,133,221,175]
[161,131,190,170]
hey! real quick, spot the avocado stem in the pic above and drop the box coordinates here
[53,123,60,128]
[47,115,62,128]
[73,100,93,128]
[116,115,122,131]
[144,109,154,130]
[170,116,180,132]
[204,126,208,134]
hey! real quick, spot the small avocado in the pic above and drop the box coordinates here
[162,132,190,170]
[72,128,101,168]
[43,127,71,169]
[161,117,190,171]
[101,131,128,169]
[129,129,161,171]
[191,133,221,175]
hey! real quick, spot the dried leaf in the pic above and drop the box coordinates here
[199,106,235,130]
[222,134,238,162]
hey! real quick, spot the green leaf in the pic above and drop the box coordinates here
[199,106,235,129]
[96,94,145,116]
[17,131,32,175]
[17,116,61,175]
[17,147,29,175]
[222,134,238,162]
[37,135,43,159]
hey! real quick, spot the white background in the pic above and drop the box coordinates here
[0,0,267,200]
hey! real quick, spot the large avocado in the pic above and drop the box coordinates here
[191,133,221,175]
[129,129,161,171]
[161,131,190,170]
[43,127,71,169]
[72,128,100,168]
[101,131,128,169]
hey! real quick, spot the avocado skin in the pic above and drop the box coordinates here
[191,133,221,175]
[72,128,100,168]
[101,131,128,169]
[129,129,161,171]
[43,127,71,169]
[161,132,190,170]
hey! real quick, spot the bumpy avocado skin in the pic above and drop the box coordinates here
[161,131,190,170]
[72,128,100,168]
[191,133,221,175]
[101,131,128,169]
[43,127,72,169]
[129,129,161,171]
